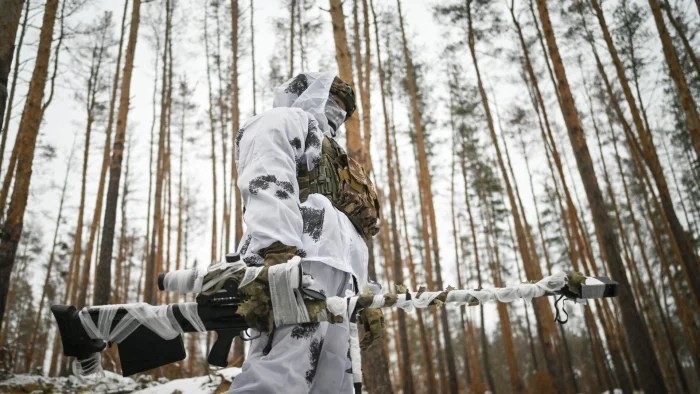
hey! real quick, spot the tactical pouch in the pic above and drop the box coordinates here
[298,137,380,239]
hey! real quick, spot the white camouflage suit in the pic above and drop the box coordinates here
[226,73,368,394]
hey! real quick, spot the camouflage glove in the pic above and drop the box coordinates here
[358,307,385,351]
[236,241,298,333]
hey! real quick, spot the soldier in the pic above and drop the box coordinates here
[227,72,380,393]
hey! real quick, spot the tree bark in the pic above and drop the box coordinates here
[369,2,406,392]
[459,133,495,393]
[329,0,362,161]
[288,0,295,78]
[146,0,173,305]
[213,3,228,259]
[0,0,59,330]
[389,57,434,394]
[203,4,218,269]
[115,136,131,304]
[397,2,456,392]
[0,0,25,125]
[93,0,141,306]
[534,1,667,392]
[648,0,700,164]
[250,0,256,116]
[361,0,372,172]
[661,1,700,79]
[0,0,64,220]
[0,0,29,177]
[228,0,245,366]
[448,76,472,392]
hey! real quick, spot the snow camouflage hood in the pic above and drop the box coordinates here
[272,72,355,138]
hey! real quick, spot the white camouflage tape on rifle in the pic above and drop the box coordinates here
[329,271,570,318]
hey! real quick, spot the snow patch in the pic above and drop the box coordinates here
[0,368,241,394]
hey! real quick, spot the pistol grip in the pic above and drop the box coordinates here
[208,330,238,367]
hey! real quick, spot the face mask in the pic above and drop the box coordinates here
[325,98,347,137]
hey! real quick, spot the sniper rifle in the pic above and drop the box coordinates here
[51,253,618,380]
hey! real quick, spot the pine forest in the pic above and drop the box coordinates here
[0,0,699,393]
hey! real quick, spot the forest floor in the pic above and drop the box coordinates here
[0,367,240,393]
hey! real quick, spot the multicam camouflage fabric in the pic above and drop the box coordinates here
[329,76,356,119]
[358,308,385,351]
[236,241,299,333]
[298,137,380,240]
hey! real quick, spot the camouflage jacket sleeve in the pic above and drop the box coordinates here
[233,107,325,264]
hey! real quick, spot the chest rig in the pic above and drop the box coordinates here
[297,137,380,240]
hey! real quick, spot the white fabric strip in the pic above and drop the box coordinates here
[161,266,207,293]
[178,302,206,332]
[325,272,570,320]
[239,266,264,288]
[368,294,384,308]
[269,256,311,326]
[349,322,362,384]
[78,301,208,346]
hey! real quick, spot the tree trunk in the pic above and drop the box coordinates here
[147,0,173,304]
[585,31,698,384]
[93,0,141,306]
[483,188,526,394]
[176,79,187,276]
[661,1,700,78]
[114,135,131,304]
[76,0,129,309]
[0,0,25,125]
[459,133,495,393]
[468,2,568,392]
[361,0,372,172]
[329,0,362,161]
[352,0,365,162]
[588,21,700,371]
[0,0,64,220]
[24,134,77,371]
[203,4,218,269]
[397,2,456,392]
[214,3,229,260]
[448,77,472,392]
[288,0,295,78]
[648,0,700,164]
[249,0,256,116]
[228,0,245,366]
[0,0,29,177]
[144,9,159,300]
[589,0,700,312]
[74,30,109,309]
[389,55,434,393]
[164,96,173,305]
[370,2,407,392]
[0,0,59,330]
[534,1,667,392]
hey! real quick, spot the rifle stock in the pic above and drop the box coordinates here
[51,301,249,376]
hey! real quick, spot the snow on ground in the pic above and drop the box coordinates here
[0,368,241,393]
[133,368,241,394]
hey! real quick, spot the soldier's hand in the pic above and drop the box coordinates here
[358,307,385,350]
